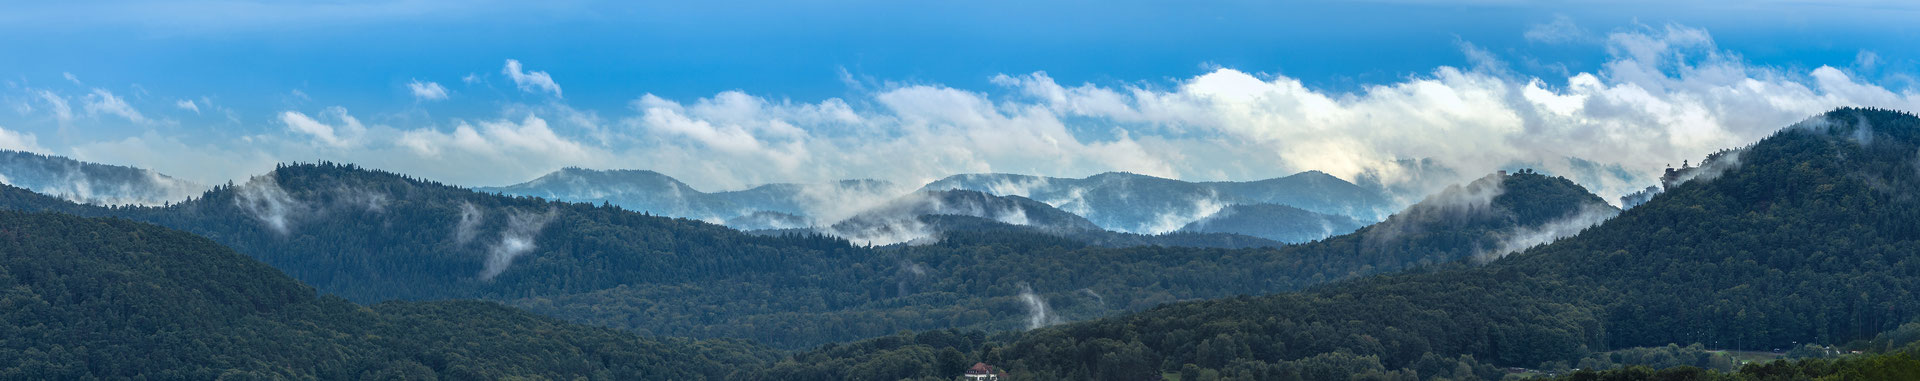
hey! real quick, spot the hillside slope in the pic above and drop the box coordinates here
[0,159,1616,351]
[921,170,1397,233]
[0,211,772,379]
[0,150,202,206]
[1176,203,1366,243]
[850,107,1920,379]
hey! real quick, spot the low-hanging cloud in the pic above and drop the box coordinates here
[602,23,1920,204]
[1477,203,1620,262]
[1018,283,1062,330]
[233,174,305,235]
[479,207,558,280]
[453,201,484,245]
[37,22,1920,206]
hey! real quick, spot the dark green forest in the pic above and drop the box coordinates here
[0,150,1611,350]
[4,107,1919,379]
[0,210,775,379]
[754,108,1920,380]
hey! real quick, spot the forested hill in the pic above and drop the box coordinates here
[0,158,1621,351]
[789,107,1920,380]
[0,149,203,206]
[0,210,774,379]
[477,167,902,228]
[921,170,1397,233]
[0,162,878,303]
[1175,203,1367,243]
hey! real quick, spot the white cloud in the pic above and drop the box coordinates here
[69,133,274,186]
[0,124,46,153]
[502,59,561,97]
[280,107,367,148]
[62,72,81,85]
[83,88,146,123]
[394,114,605,183]
[34,90,72,123]
[175,99,200,113]
[408,79,449,101]
[1856,50,1881,71]
[1525,15,1590,44]
[599,23,1920,204]
[462,72,481,84]
[26,23,1920,211]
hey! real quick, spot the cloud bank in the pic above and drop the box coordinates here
[28,23,1920,205]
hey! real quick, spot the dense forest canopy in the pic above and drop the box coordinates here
[0,146,1614,351]
[759,107,1920,380]
[4,107,1917,379]
[0,210,775,379]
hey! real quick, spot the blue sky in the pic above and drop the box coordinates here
[2,0,1919,200]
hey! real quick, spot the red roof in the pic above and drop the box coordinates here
[966,363,994,375]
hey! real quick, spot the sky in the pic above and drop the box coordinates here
[3,0,1920,201]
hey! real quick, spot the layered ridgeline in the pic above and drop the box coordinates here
[528,171,1609,356]
[0,211,772,379]
[748,170,1620,381]
[487,167,1389,244]
[766,108,1920,380]
[791,189,1285,248]
[922,171,1394,238]
[0,150,202,206]
[0,157,1608,350]
[1175,203,1367,244]
[476,167,900,228]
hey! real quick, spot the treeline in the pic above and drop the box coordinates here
[0,211,776,379]
[736,108,1920,379]
[0,157,1612,350]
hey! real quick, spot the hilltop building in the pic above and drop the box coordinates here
[964,362,1009,380]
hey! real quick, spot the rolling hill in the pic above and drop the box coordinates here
[0,210,774,379]
[1176,203,1367,243]
[0,152,1619,351]
[922,171,1398,235]
[0,149,202,206]
[771,107,1920,379]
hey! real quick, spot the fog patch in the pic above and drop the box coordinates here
[820,190,1039,245]
[1078,288,1106,310]
[1476,204,1620,262]
[1368,173,1506,243]
[453,202,484,245]
[234,174,306,235]
[15,165,204,206]
[786,180,916,227]
[1138,195,1228,235]
[824,216,936,246]
[724,211,812,230]
[1316,218,1339,241]
[1667,150,1743,188]
[479,208,558,280]
[1618,185,1661,210]
[1018,283,1061,330]
[895,259,928,296]
[332,186,389,213]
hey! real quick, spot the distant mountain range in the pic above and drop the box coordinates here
[779,107,1920,379]
[0,150,202,206]
[0,210,774,379]
[921,171,1397,232]
[482,167,1396,244]
[474,167,900,223]
[1176,203,1367,243]
[0,154,1619,350]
